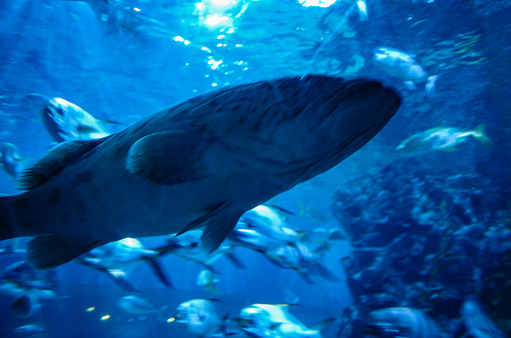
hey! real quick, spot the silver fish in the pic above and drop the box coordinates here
[396,125,492,154]
[0,143,26,179]
[118,295,160,315]
[461,296,506,338]
[75,238,172,291]
[372,47,438,98]
[14,324,47,336]
[239,303,328,337]
[0,75,400,270]
[173,299,225,337]
[365,307,450,338]
[24,94,118,142]
[163,229,237,267]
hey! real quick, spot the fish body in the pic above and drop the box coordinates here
[372,47,437,97]
[164,230,234,266]
[1,76,400,270]
[0,261,57,299]
[229,205,338,283]
[229,205,299,252]
[174,299,223,337]
[0,261,57,319]
[267,241,338,284]
[196,268,221,295]
[238,205,298,243]
[24,94,115,142]
[356,0,368,21]
[75,238,172,290]
[0,143,25,178]
[239,303,322,337]
[461,296,506,338]
[365,307,450,338]
[78,238,158,268]
[14,324,47,336]
[397,125,491,154]
[118,295,159,315]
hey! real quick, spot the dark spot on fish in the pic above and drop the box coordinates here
[14,198,30,211]
[112,144,131,161]
[232,103,244,112]
[90,186,100,202]
[60,212,70,223]
[253,119,262,133]
[76,171,94,184]
[99,204,108,216]
[75,200,88,216]
[237,114,247,125]
[102,181,112,190]
[47,189,62,205]
[70,171,94,188]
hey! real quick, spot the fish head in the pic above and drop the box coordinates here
[202,75,400,188]
[239,305,269,331]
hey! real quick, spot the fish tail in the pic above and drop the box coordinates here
[472,124,493,146]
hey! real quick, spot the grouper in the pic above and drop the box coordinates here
[0,75,401,270]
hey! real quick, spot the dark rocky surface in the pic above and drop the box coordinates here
[332,157,511,336]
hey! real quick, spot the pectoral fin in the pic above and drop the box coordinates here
[201,215,240,253]
[176,202,241,253]
[126,131,210,185]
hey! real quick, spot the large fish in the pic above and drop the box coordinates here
[0,75,400,270]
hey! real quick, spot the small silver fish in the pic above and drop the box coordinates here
[173,299,225,337]
[164,229,236,267]
[0,261,58,299]
[75,238,172,290]
[24,94,119,142]
[365,307,450,338]
[118,295,160,315]
[397,125,492,154]
[372,47,438,97]
[356,0,368,21]
[461,296,506,338]
[196,268,221,295]
[0,143,26,179]
[239,303,326,337]
[14,324,47,336]
[1,76,400,270]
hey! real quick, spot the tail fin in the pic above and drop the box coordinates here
[472,124,493,146]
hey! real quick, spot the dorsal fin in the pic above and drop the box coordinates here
[16,137,109,190]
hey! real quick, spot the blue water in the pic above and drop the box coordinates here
[0,0,509,337]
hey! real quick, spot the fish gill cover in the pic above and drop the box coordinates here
[0,0,509,337]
